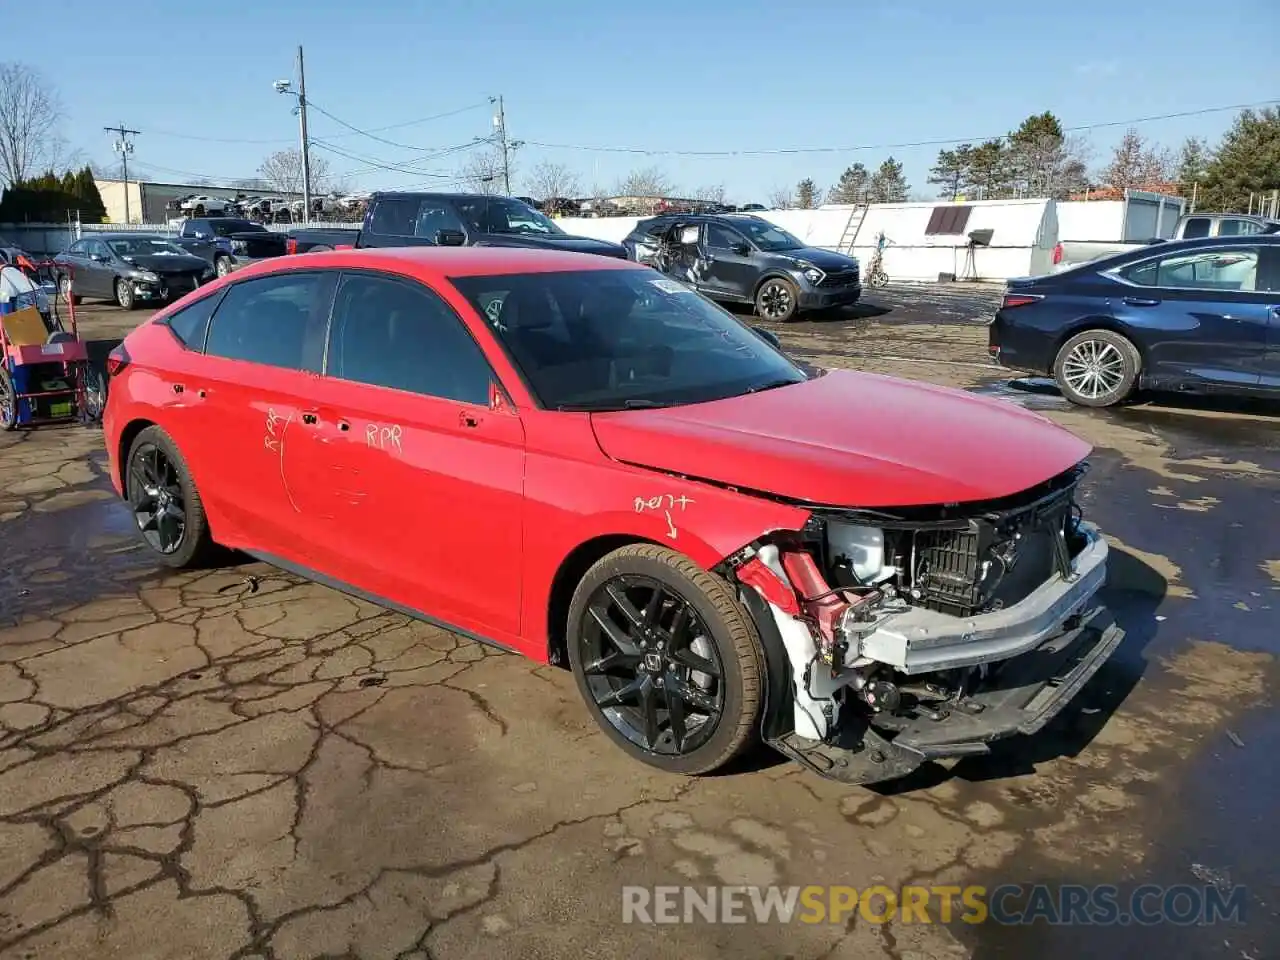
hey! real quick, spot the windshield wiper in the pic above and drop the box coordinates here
[556,398,680,412]
[746,378,804,394]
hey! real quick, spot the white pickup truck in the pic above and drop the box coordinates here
[1052,212,1280,271]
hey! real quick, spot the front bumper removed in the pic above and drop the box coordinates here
[768,604,1124,785]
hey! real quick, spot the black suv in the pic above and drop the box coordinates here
[623,214,861,321]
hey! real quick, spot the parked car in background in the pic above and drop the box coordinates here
[1052,212,1280,271]
[286,192,628,258]
[54,234,212,309]
[102,245,1119,786]
[623,213,861,321]
[990,234,1280,406]
[0,235,33,267]
[173,218,289,277]
[739,203,768,212]
[179,195,234,217]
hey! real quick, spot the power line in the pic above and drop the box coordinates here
[309,135,489,179]
[521,99,1280,157]
[145,100,491,147]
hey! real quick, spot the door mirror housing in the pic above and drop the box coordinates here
[435,229,466,246]
[751,325,781,349]
[732,241,751,256]
[90,253,109,263]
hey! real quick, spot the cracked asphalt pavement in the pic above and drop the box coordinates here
[1,289,1276,959]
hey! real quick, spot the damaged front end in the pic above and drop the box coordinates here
[726,462,1123,785]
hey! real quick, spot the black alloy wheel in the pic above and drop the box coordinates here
[579,573,726,757]
[127,441,187,555]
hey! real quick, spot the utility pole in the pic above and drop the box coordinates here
[296,46,312,225]
[491,95,523,195]
[104,124,140,223]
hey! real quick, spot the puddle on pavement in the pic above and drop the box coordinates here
[968,377,1071,410]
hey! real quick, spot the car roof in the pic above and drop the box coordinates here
[370,191,528,202]
[88,232,169,240]
[233,246,644,282]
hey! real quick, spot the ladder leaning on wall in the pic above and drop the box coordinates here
[836,205,868,255]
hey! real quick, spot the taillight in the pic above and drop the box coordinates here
[1052,242,1063,265]
[105,344,130,378]
[286,238,298,255]
[1001,293,1044,309]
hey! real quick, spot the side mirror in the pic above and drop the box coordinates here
[751,325,781,349]
[732,242,750,256]
[679,225,700,245]
[435,229,466,246]
[91,254,109,263]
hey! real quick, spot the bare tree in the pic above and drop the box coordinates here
[692,184,726,204]
[257,149,331,195]
[767,185,794,210]
[458,149,506,194]
[526,160,581,202]
[0,62,64,187]
[616,165,672,199]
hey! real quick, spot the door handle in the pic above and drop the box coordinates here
[459,410,481,428]
[302,412,318,425]
[1270,305,1280,319]
[172,383,184,394]
[337,419,350,432]
[1122,297,1160,307]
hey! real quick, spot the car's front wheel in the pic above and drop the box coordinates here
[566,544,764,775]
[125,425,216,568]
[58,274,81,305]
[214,255,233,278]
[115,279,137,311]
[1053,329,1140,407]
[755,277,799,322]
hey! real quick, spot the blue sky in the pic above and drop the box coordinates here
[50,0,1278,202]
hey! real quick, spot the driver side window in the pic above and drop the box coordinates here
[705,223,744,251]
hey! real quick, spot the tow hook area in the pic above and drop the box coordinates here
[731,540,1124,786]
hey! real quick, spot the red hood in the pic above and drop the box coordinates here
[590,369,1091,507]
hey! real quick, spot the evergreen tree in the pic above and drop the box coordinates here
[868,157,909,202]
[828,163,870,203]
[795,177,821,209]
[928,143,974,199]
[965,140,1010,199]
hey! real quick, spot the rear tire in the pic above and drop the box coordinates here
[1054,329,1140,407]
[0,368,18,431]
[125,425,217,568]
[566,544,765,775]
[58,274,81,306]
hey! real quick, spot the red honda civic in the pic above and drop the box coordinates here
[102,247,1121,785]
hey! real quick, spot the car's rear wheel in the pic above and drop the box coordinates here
[115,279,137,311]
[1054,329,1140,407]
[566,544,764,775]
[756,277,799,322]
[0,368,17,431]
[125,426,215,568]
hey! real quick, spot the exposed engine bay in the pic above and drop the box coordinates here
[728,462,1121,781]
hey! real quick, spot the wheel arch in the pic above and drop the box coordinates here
[545,533,664,669]
[752,270,800,300]
[116,417,157,488]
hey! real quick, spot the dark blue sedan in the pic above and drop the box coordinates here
[988,234,1280,406]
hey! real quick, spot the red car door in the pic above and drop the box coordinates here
[283,269,526,642]
[187,269,338,557]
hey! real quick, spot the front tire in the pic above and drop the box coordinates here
[125,425,216,568]
[58,274,81,305]
[115,279,137,311]
[755,277,799,322]
[566,544,764,775]
[1054,329,1140,407]
[214,255,233,278]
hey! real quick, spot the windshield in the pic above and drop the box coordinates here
[729,217,805,251]
[107,237,187,257]
[210,219,266,236]
[450,269,805,410]
[455,197,565,236]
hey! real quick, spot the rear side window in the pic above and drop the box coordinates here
[367,198,420,237]
[163,291,222,349]
[326,273,492,405]
[1180,217,1210,239]
[1122,247,1259,292]
[205,272,335,371]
